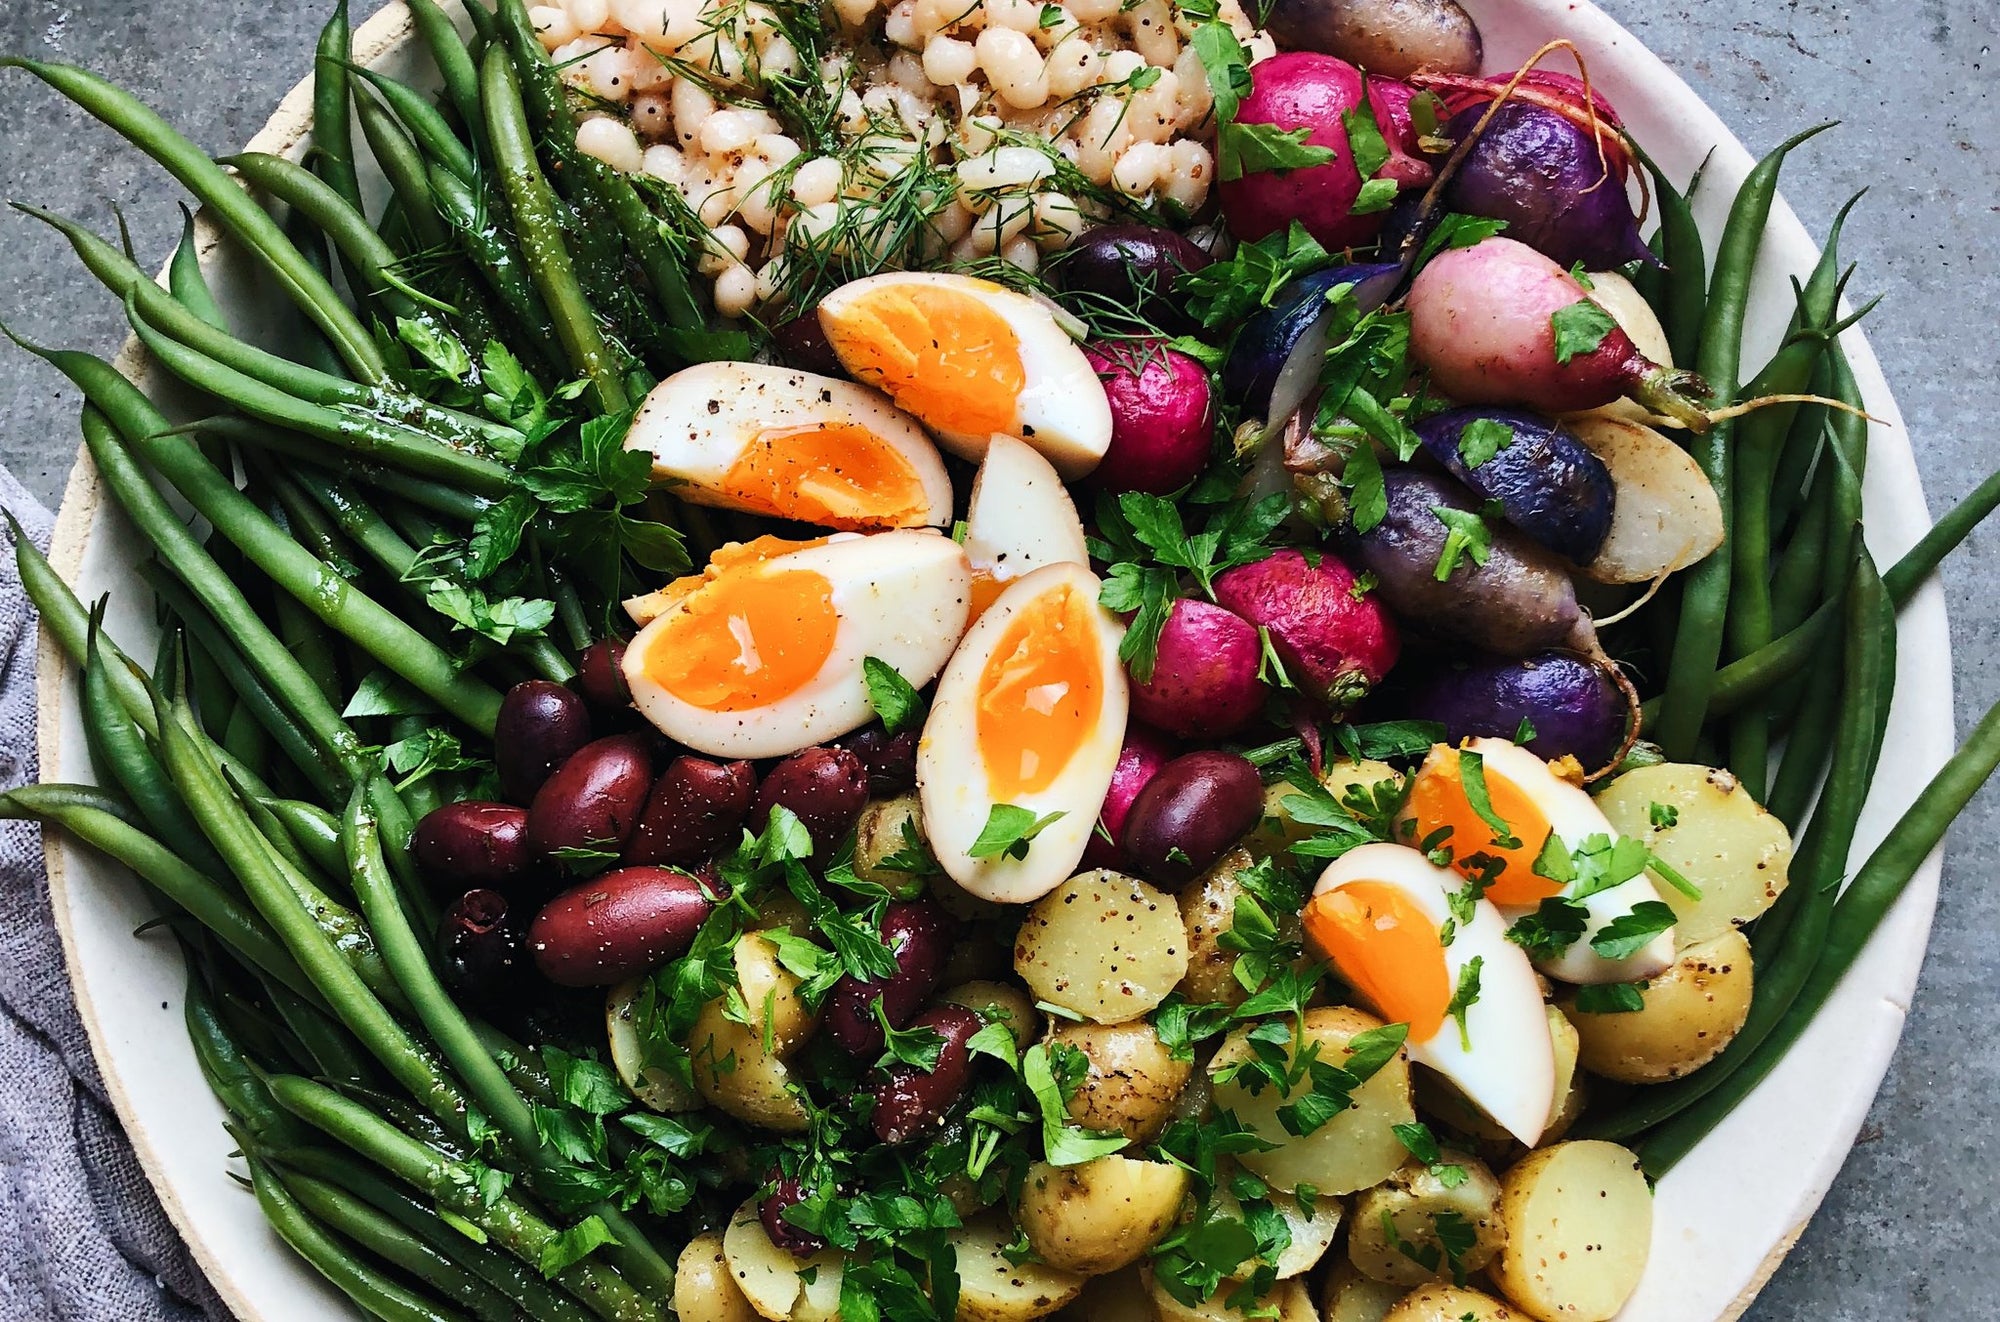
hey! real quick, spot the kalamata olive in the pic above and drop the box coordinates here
[528,864,714,986]
[751,747,869,853]
[823,900,953,1055]
[436,889,525,1006]
[842,724,919,797]
[770,318,845,378]
[1081,725,1179,870]
[495,680,594,804]
[572,638,631,720]
[526,734,654,868]
[412,801,530,888]
[624,756,758,866]
[1122,751,1266,889]
[871,1005,983,1143]
[1057,224,1212,335]
[759,1174,826,1256]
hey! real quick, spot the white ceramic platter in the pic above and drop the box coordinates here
[34,1,1952,1318]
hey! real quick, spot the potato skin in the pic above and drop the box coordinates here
[1490,1141,1652,1322]
[1563,929,1754,1084]
[1347,1152,1504,1286]
[675,1231,761,1322]
[1320,1260,1408,1322]
[1383,1284,1520,1322]
[1049,1020,1190,1143]
[941,980,1042,1050]
[1261,0,1482,79]
[851,793,931,894]
[690,999,810,1133]
[1015,871,1188,1023]
[1016,1156,1189,1274]
[1146,1269,1318,1322]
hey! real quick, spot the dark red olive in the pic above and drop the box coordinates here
[842,724,919,797]
[573,638,631,720]
[525,734,654,868]
[871,1005,983,1143]
[437,889,525,1005]
[625,756,758,866]
[823,900,953,1055]
[759,1174,826,1256]
[1121,750,1266,889]
[495,680,594,804]
[752,747,869,853]
[412,802,530,888]
[528,865,714,986]
[769,318,845,378]
[1057,224,1213,335]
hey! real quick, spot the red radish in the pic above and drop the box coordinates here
[1213,549,1400,709]
[1128,599,1266,739]
[1367,78,1438,190]
[1424,67,1631,176]
[1219,54,1422,251]
[1082,724,1179,869]
[1407,237,1711,429]
[1085,341,1214,496]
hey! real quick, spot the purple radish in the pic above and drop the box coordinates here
[1442,102,1655,270]
[1414,407,1615,564]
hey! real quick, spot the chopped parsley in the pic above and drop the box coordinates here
[1649,801,1681,829]
[1455,417,1516,469]
[1431,506,1493,580]
[1550,298,1620,365]
[966,803,1066,860]
[1444,957,1483,1051]
[1392,1121,1471,1189]
[861,656,925,735]
[1589,900,1678,960]
[1574,981,1648,1014]
[1456,750,1521,849]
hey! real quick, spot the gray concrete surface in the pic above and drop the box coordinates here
[0,0,1994,1316]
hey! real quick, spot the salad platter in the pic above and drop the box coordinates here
[17,0,1976,1318]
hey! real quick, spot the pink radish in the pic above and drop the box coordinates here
[1213,549,1401,709]
[1081,724,1179,869]
[1128,599,1267,739]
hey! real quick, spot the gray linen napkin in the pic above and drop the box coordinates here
[0,465,223,1320]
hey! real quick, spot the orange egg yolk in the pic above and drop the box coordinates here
[966,567,1011,623]
[643,563,838,712]
[975,583,1101,799]
[821,282,1025,438]
[630,535,831,623]
[1303,881,1451,1042]
[719,423,928,529]
[1405,750,1561,906]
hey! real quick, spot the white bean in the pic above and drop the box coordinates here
[630,91,672,139]
[576,116,646,172]
[629,45,673,91]
[671,77,716,149]
[832,0,876,27]
[1066,0,1118,22]
[957,145,1057,200]
[755,133,802,167]
[1099,48,1147,85]
[885,0,921,48]
[563,0,610,31]
[986,0,1043,33]
[1044,36,1099,98]
[976,27,1048,109]
[957,112,1004,156]
[923,34,977,86]
[699,224,752,274]
[1161,139,1214,211]
[642,143,689,184]
[1172,44,1212,124]
[699,107,775,154]
[1001,234,1041,274]
[790,156,844,207]
[1112,140,1167,197]
[714,265,758,317]
[930,198,977,244]
[1069,96,1132,185]
[1125,0,1179,66]
[1030,190,1084,247]
[529,6,579,48]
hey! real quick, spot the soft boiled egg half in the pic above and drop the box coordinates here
[1305,842,1555,1146]
[918,562,1128,904]
[817,272,1112,480]
[1402,737,1676,985]
[961,434,1089,621]
[622,531,971,758]
[624,362,953,531]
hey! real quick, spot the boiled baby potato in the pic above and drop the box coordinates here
[1247,758,1402,856]
[1055,1265,1159,1322]
[734,930,817,1055]
[1563,929,1755,1084]
[1211,1006,1413,1195]
[1320,1261,1408,1322]
[952,1212,1085,1322]
[1176,848,1260,1009]
[690,998,810,1132]
[1594,762,1791,942]
[721,1201,845,1322]
[606,978,699,1112]
[1048,1020,1191,1143]
[1212,1179,1343,1279]
[1347,1152,1503,1287]
[942,979,1042,1050]
[1017,1155,1189,1274]
[675,1231,761,1322]
[1490,1142,1652,1322]
[852,793,931,889]
[1384,1284,1521,1321]
[1015,870,1189,1023]
[1145,1270,1318,1322]
[1567,416,1725,584]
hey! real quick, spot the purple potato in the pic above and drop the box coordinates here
[1121,751,1266,889]
[495,680,593,805]
[823,901,953,1055]
[1057,224,1212,334]
[871,1004,983,1143]
[1223,263,1401,429]
[1261,0,1480,77]
[1349,467,1590,657]
[1414,407,1615,563]
[1405,651,1627,769]
[1443,102,1654,271]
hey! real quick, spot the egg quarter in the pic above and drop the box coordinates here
[961,435,1090,622]
[625,361,954,531]
[918,562,1129,905]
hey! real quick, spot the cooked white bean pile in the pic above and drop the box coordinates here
[530,0,1269,316]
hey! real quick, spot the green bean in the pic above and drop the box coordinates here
[274,1148,599,1322]
[1640,671,2000,1176]
[1627,137,1708,368]
[7,513,153,735]
[265,979,377,1086]
[182,629,238,743]
[185,958,311,1146]
[1652,123,1835,761]
[311,0,365,212]
[404,0,487,156]
[482,46,630,414]
[0,790,322,1004]
[259,798,346,879]
[268,1077,667,1322]
[221,699,271,769]
[355,65,477,185]
[354,87,457,259]
[2,59,385,382]
[280,1169,518,1321]
[343,794,677,1298]
[1766,420,1833,641]
[249,1161,469,1322]
[463,0,498,52]
[1767,350,1835,549]
[428,165,567,372]
[167,205,226,331]
[234,773,342,894]
[1590,551,1886,1150]
[3,782,137,824]
[1819,343,1869,595]
[1886,465,2000,604]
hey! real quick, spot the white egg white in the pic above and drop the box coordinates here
[962,434,1089,599]
[624,361,952,529]
[917,562,1127,905]
[1313,842,1555,1146]
[622,530,971,759]
[1461,739,1678,986]
[817,272,1112,480]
